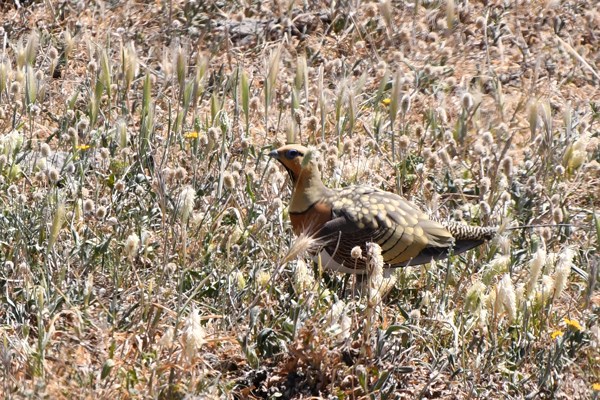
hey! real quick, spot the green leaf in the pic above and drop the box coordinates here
[101,359,115,380]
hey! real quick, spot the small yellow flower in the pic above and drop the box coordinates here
[76,144,91,151]
[564,318,583,331]
[550,330,563,340]
[592,383,600,391]
[381,98,392,106]
[184,131,199,139]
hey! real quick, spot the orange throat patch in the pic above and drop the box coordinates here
[289,201,333,236]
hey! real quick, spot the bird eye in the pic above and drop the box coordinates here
[285,149,302,159]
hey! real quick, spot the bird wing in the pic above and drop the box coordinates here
[319,186,455,268]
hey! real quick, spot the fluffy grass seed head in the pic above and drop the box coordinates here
[496,274,517,322]
[538,101,552,134]
[378,0,393,28]
[48,202,66,250]
[223,171,236,189]
[174,166,187,181]
[400,94,411,115]
[306,116,318,132]
[327,300,352,340]
[0,61,9,94]
[496,234,512,255]
[207,127,220,144]
[527,100,539,138]
[479,201,491,216]
[178,185,196,224]
[527,245,547,296]
[115,180,126,192]
[47,167,60,183]
[537,227,551,243]
[479,177,491,196]
[96,206,107,219]
[481,131,494,146]
[483,254,510,284]
[158,327,175,349]
[48,46,59,60]
[283,232,319,265]
[351,246,363,259]
[438,149,452,167]
[116,119,128,148]
[230,270,246,290]
[534,275,555,307]
[366,242,385,305]
[366,242,384,282]
[566,134,590,171]
[552,207,564,224]
[10,81,21,96]
[461,92,474,111]
[502,156,513,176]
[83,198,94,213]
[182,308,206,363]
[294,258,316,293]
[249,96,260,111]
[40,142,51,157]
[254,214,267,229]
[124,233,140,261]
[256,270,271,288]
[465,280,486,313]
[552,246,574,301]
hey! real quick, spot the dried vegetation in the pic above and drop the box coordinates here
[0,0,599,398]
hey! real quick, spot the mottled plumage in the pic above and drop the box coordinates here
[270,144,496,274]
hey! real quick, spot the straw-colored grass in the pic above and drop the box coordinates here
[0,0,598,398]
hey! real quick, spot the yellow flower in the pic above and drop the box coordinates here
[592,383,600,391]
[76,144,90,151]
[381,98,392,106]
[550,330,563,340]
[564,318,583,331]
[184,131,199,139]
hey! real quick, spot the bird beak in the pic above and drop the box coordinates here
[268,149,280,160]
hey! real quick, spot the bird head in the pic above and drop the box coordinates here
[269,144,317,183]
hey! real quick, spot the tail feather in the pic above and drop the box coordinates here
[396,238,486,267]
[395,221,496,267]
[443,222,497,241]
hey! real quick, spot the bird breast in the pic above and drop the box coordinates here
[289,201,333,236]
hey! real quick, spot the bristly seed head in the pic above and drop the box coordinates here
[461,92,474,111]
[223,171,236,189]
[481,131,494,146]
[502,156,513,176]
[124,233,140,261]
[175,166,187,181]
[40,142,51,157]
[552,207,563,224]
[398,135,410,150]
[83,198,94,213]
[47,167,60,183]
[400,94,411,114]
[480,177,491,196]
[96,206,107,219]
[479,201,491,215]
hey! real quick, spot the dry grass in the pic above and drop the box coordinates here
[0,0,599,399]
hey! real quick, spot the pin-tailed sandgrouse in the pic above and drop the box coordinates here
[270,144,496,274]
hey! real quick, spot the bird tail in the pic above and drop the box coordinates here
[442,221,497,241]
